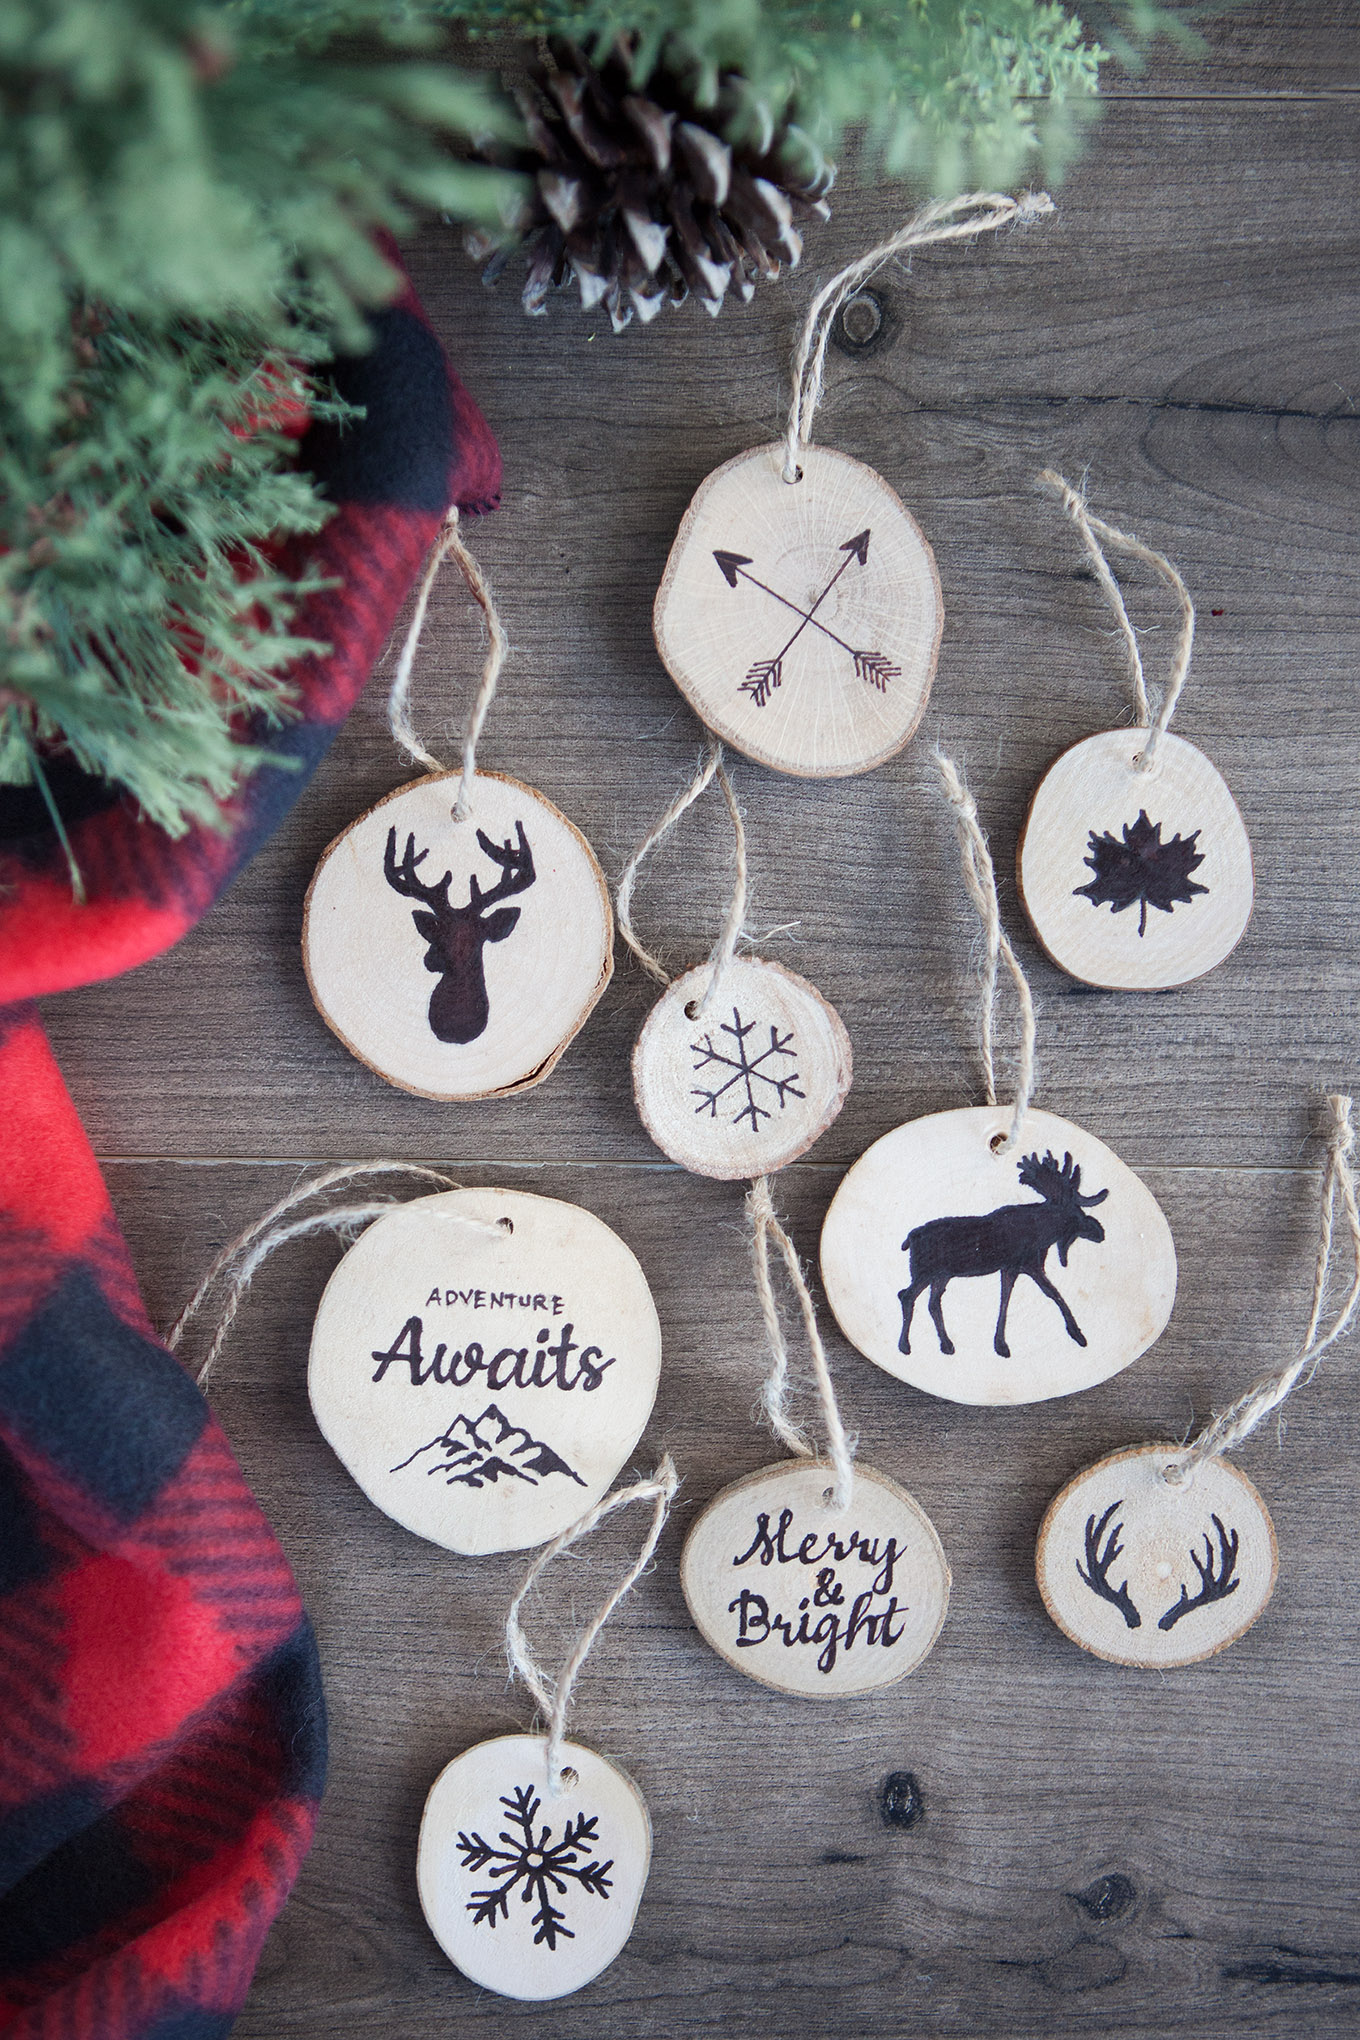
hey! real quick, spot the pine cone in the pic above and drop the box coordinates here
[466,39,834,333]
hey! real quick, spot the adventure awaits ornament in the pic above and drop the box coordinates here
[308,1186,662,1554]
[418,1461,676,2001]
[1037,1093,1360,1668]
[681,1179,950,1696]
[652,193,1051,779]
[820,754,1177,1407]
[619,742,852,1178]
[1017,473,1253,991]
[304,511,612,1098]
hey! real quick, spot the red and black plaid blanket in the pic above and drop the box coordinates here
[0,266,499,2037]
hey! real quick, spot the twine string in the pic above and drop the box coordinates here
[934,749,1037,1153]
[1038,469,1195,773]
[615,737,749,1017]
[168,1163,501,1389]
[505,1456,678,1794]
[748,1176,855,1513]
[1169,1095,1360,1480]
[387,505,508,820]
[783,190,1054,483]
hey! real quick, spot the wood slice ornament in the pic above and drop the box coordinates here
[308,1186,662,1555]
[417,1460,676,2002]
[651,193,1053,779]
[1017,473,1253,991]
[619,742,851,1177]
[1037,1093,1360,1669]
[681,1178,950,1696]
[820,753,1177,1407]
[303,510,612,1099]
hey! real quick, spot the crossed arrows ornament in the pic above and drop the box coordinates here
[714,529,901,708]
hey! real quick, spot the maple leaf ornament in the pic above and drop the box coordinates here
[1073,809,1208,936]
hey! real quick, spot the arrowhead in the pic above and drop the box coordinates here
[713,549,752,587]
[841,529,871,566]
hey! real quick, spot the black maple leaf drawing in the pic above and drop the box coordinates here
[1073,809,1208,936]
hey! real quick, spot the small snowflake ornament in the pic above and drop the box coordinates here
[633,956,852,1179]
[418,1736,652,2000]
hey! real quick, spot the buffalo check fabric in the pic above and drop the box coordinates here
[0,263,501,2036]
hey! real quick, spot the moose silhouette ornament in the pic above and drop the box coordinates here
[821,1105,1177,1406]
[304,771,613,1100]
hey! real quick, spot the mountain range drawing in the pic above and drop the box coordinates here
[389,1403,588,1491]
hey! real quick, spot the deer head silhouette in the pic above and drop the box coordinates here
[383,820,536,1044]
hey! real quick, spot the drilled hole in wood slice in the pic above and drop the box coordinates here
[1017,730,1253,991]
[307,1187,661,1555]
[820,1105,1177,1407]
[1036,1445,1278,1668]
[633,957,852,1180]
[653,444,942,778]
[302,771,613,1100]
[418,1735,651,2001]
[680,1461,950,1698]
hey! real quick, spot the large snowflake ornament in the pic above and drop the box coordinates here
[691,1006,805,1133]
[458,1783,614,1951]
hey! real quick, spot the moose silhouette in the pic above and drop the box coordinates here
[383,820,536,1044]
[898,1149,1109,1360]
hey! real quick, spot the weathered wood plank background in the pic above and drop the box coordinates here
[43,6,1360,2032]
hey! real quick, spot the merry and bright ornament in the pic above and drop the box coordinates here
[820,752,1177,1407]
[304,511,612,1098]
[1017,473,1253,991]
[652,193,1052,779]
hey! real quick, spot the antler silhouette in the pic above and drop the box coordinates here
[1075,1501,1142,1628]
[468,820,535,912]
[1157,1515,1240,1631]
[1018,1150,1110,1209]
[383,828,453,908]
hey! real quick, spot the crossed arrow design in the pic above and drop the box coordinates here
[714,529,901,708]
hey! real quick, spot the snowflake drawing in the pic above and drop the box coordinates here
[1073,808,1208,936]
[691,1006,805,1133]
[457,1783,614,1951]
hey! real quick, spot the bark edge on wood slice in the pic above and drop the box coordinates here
[303,770,613,1100]
[680,1460,950,1697]
[653,444,942,778]
[1017,729,1254,990]
[1036,1444,1278,1667]
[819,1105,1177,1406]
[417,1734,652,2000]
[633,956,853,1178]
[308,1187,661,1555]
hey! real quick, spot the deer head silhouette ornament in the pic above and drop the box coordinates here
[383,820,536,1044]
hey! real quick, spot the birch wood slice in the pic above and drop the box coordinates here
[417,1734,652,2001]
[303,771,612,1099]
[308,1188,661,1555]
[680,1460,949,1698]
[632,957,852,1179]
[1017,729,1254,990]
[1036,1445,1278,1668]
[819,1105,1177,1406]
[653,444,942,778]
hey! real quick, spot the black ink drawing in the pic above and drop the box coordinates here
[1073,809,1207,937]
[713,531,901,707]
[691,1006,804,1132]
[1157,1515,1240,1631]
[390,1403,586,1490]
[1073,1504,1242,1633]
[383,820,535,1043]
[458,1784,613,1950]
[1076,1502,1142,1629]
[898,1150,1109,1360]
